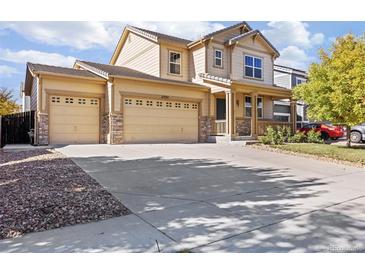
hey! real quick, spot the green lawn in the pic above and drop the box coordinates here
[271,143,365,165]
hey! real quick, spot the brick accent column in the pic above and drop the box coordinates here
[199,116,213,142]
[37,113,49,145]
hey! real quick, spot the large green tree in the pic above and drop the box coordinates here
[0,87,20,115]
[294,33,365,146]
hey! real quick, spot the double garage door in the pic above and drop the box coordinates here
[49,95,199,144]
[49,95,100,144]
[123,97,199,143]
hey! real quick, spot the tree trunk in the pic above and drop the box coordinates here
[346,125,351,148]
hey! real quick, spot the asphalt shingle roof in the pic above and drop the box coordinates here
[128,25,192,45]
[77,60,208,88]
[27,63,101,79]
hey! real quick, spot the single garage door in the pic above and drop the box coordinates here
[49,95,99,144]
[123,97,198,143]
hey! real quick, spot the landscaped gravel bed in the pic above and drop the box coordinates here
[0,149,130,240]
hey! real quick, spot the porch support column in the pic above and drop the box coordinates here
[229,91,235,136]
[225,91,230,135]
[290,99,297,134]
[251,93,258,138]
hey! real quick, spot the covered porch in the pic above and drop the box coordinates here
[207,79,295,140]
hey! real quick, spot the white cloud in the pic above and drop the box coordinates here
[0,65,18,77]
[275,46,315,70]
[262,21,325,48]
[0,22,122,50]
[0,48,76,67]
[0,21,226,50]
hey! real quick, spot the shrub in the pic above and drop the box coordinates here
[259,126,285,145]
[307,129,323,143]
[288,131,307,143]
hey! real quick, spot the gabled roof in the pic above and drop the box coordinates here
[225,29,280,57]
[187,21,252,48]
[76,60,209,90]
[110,21,254,64]
[23,62,103,95]
[128,25,192,45]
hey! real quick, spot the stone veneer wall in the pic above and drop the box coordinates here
[110,113,123,144]
[101,113,123,144]
[37,113,49,145]
[101,114,109,144]
[236,118,251,136]
[199,116,213,142]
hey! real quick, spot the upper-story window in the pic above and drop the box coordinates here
[169,51,181,75]
[296,78,306,85]
[244,55,263,80]
[214,49,223,68]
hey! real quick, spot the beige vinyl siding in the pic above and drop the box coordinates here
[40,77,105,113]
[30,76,38,111]
[160,44,189,81]
[190,44,206,79]
[231,45,274,85]
[263,96,273,119]
[206,42,229,78]
[115,32,160,77]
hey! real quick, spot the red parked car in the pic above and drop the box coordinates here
[298,123,344,140]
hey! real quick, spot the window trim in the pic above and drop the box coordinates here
[168,50,182,76]
[213,48,223,69]
[243,54,263,80]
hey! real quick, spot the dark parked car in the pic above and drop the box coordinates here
[350,123,365,143]
[298,123,344,140]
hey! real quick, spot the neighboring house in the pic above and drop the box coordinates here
[22,21,295,145]
[273,65,309,128]
[19,82,31,112]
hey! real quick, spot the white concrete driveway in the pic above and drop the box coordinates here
[1,144,364,252]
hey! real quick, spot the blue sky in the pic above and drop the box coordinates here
[1,21,364,102]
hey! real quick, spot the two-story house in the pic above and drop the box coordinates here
[273,64,309,128]
[22,21,295,145]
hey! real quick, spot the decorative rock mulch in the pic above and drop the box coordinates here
[0,149,130,240]
[252,144,365,168]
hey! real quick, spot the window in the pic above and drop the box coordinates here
[296,78,306,86]
[125,99,132,105]
[146,100,153,106]
[156,101,163,107]
[245,96,252,117]
[244,55,262,79]
[192,104,198,109]
[169,51,181,75]
[136,99,143,106]
[175,102,181,108]
[78,98,86,105]
[184,103,190,109]
[245,96,263,118]
[257,97,263,118]
[214,49,223,68]
[166,102,172,108]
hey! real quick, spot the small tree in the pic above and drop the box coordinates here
[294,34,365,147]
[0,87,20,115]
